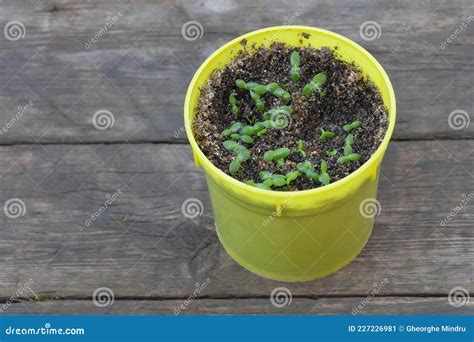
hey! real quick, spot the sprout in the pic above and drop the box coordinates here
[317,160,330,185]
[235,79,291,111]
[343,134,354,155]
[259,171,287,187]
[245,180,271,190]
[222,122,241,136]
[230,133,254,143]
[223,140,251,173]
[250,90,265,112]
[257,170,301,188]
[296,160,316,178]
[290,51,301,82]
[285,171,301,185]
[297,160,331,186]
[266,83,291,102]
[302,72,327,96]
[252,84,268,95]
[222,122,254,143]
[343,120,361,132]
[337,134,361,164]
[263,147,291,168]
[241,121,269,136]
[326,148,338,156]
[235,79,247,89]
[296,139,306,158]
[337,153,361,164]
[319,128,335,142]
[235,80,266,112]
[229,94,240,116]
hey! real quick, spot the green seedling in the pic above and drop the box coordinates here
[241,121,269,136]
[343,120,361,132]
[245,180,271,190]
[290,51,301,82]
[235,79,247,89]
[337,134,361,164]
[319,128,335,142]
[230,133,254,143]
[266,83,291,102]
[285,171,301,185]
[222,122,254,143]
[296,160,316,178]
[297,160,331,186]
[259,170,301,188]
[229,94,240,116]
[343,134,354,155]
[235,80,266,112]
[235,79,291,111]
[222,122,242,136]
[337,153,361,164]
[326,148,338,156]
[259,171,287,187]
[316,160,330,185]
[250,90,265,112]
[223,140,251,173]
[296,139,306,158]
[263,147,291,168]
[302,72,327,96]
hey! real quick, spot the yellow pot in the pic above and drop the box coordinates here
[184,26,396,282]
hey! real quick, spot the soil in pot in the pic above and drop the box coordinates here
[193,41,389,191]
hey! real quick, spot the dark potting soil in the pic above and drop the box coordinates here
[193,42,389,191]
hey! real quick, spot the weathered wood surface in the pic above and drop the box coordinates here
[0,0,472,143]
[0,0,472,315]
[2,297,472,315]
[0,141,472,304]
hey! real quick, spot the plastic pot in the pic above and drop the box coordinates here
[184,26,396,282]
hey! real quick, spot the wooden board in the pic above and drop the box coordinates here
[2,297,472,315]
[0,0,472,316]
[0,0,472,144]
[0,141,472,301]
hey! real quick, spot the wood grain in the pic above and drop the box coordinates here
[0,141,472,299]
[2,297,472,315]
[0,0,472,143]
